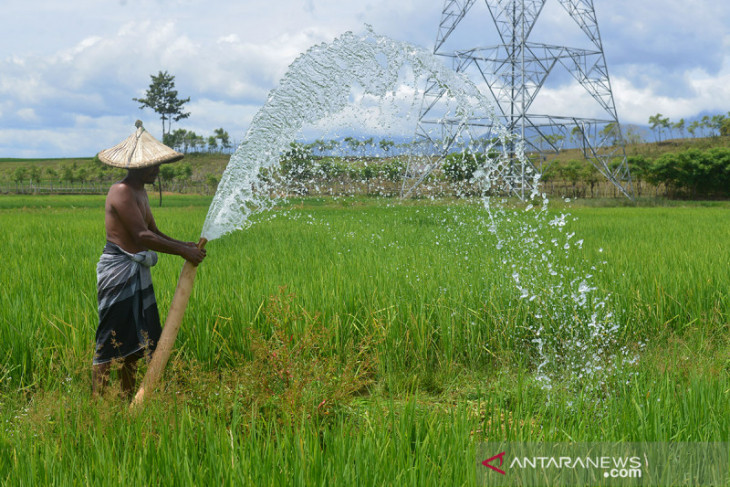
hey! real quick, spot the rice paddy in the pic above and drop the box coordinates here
[0,194,728,485]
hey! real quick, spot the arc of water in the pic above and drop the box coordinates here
[201,29,503,241]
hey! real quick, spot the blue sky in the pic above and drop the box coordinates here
[2,0,729,157]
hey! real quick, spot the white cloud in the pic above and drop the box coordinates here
[17,108,39,122]
[611,53,730,125]
[0,0,729,156]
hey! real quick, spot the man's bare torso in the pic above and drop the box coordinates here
[105,182,153,254]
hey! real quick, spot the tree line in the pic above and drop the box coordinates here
[163,127,233,154]
[7,159,205,187]
[6,145,730,200]
[647,112,730,142]
[276,142,730,199]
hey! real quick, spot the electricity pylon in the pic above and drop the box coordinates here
[403,0,633,199]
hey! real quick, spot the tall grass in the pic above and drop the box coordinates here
[1,195,728,485]
[573,206,730,338]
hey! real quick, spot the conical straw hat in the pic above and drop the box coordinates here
[98,120,184,169]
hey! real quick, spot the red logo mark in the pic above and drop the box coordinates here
[482,452,507,475]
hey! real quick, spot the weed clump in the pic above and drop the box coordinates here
[230,287,378,425]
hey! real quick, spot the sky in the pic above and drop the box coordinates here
[2,0,729,158]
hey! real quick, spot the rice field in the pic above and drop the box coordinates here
[0,194,728,485]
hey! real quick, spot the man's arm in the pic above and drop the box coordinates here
[146,207,196,247]
[110,185,206,264]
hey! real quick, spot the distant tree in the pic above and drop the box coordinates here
[361,137,374,157]
[213,128,231,152]
[648,113,670,142]
[721,118,730,137]
[700,115,711,137]
[61,165,76,183]
[12,167,27,184]
[29,166,42,183]
[627,155,650,196]
[543,133,566,150]
[540,163,559,192]
[325,139,340,153]
[361,162,376,184]
[310,138,337,156]
[582,163,601,197]
[280,142,314,180]
[383,159,406,182]
[166,128,188,152]
[687,120,700,138]
[175,163,193,180]
[570,126,581,142]
[207,136,218,153]
[90,165,106,183]
[310,139,326,155]
[183,131,204,153]
[672,118,686,139]
[133,71,191,139]
[561,160,583,196]
[378,139,395,154]
[173,163,193,191]
[646,148,730,198]
[443,151,486,181]
[76,167,89,183]
[90,156,113,182]
[623,125,645,147]
[193,133,205,152]
[599,123,619,146]
[206,174,219,189]
[710,114,726,136]
[159,164,176,185]
[319,158,347,180]
[343,137,359,157]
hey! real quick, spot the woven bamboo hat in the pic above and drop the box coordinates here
[98,120,184,169]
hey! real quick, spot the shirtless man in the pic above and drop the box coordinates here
[92,164,206,398]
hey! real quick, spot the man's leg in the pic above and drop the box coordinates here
[92,362,110,397]
[120,352,142,400]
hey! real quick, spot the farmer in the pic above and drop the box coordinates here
[92,121,206,398]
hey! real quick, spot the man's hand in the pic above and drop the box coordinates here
[181,243,207,265]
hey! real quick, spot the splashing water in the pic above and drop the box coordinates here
[484,193,638,397]
[201,29,498,241]
[473,141,637,396]
[199,28,635,397]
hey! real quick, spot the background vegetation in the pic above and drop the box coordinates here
[4,123,730,200]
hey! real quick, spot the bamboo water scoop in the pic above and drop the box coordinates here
[131,238,207,408]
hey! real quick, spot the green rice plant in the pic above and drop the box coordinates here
[571,206,730,339]
[1,195,729,485]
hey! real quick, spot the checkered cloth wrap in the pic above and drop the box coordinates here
[93,242,162,365]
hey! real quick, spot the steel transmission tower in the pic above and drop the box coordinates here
[403,0,633,198]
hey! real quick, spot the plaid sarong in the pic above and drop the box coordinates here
[93,242,162,365]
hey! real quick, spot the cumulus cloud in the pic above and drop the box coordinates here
[0,0,729,156]
[0,18,340,153]
[613,57,730,124]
